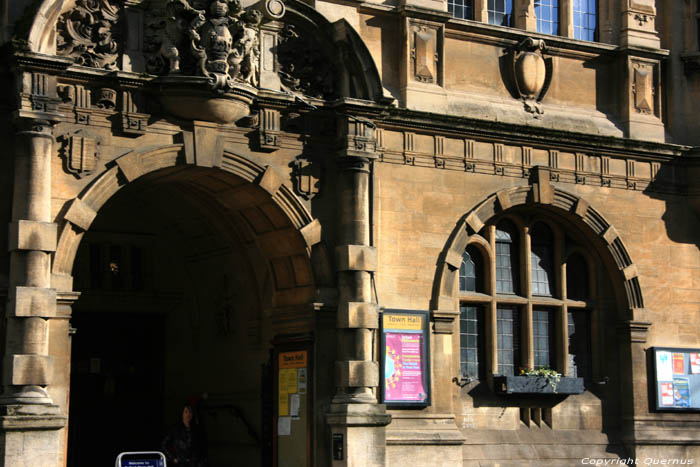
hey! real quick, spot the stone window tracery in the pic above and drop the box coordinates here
[457,211,595,383]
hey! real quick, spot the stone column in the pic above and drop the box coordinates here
[0,112,66,466]
[327,114,391,467]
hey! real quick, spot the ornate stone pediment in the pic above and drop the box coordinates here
[54,0,386,121]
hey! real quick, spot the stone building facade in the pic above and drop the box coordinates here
[0,0,699,466]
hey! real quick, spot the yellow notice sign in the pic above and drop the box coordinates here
[278,368,298,416]
[383,313,422,331]
[279,351,307,369]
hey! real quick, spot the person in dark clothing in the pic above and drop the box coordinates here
[161,404,207,467]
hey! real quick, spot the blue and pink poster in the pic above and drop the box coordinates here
[382,310,430,406]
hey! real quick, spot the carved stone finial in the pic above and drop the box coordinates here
[511,38,552,117]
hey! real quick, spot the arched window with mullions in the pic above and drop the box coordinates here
[530,222,554,297]
[455,209,605,386]
[495,220,519,294]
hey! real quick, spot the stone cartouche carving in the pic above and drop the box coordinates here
[277,25,335,99]
[57,0,122,69]
[147,0,263,91]
[58,131,100,178]
[511,38,552,116]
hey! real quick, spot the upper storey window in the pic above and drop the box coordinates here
[573,0,597,41]
[449,0,474,20]
[488,0,513,26]
[535,0,559,35]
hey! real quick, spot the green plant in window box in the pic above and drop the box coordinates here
[519,366,562,393]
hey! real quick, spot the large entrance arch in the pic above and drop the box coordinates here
[51,146,327,466]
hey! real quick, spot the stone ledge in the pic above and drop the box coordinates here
[0,413,66,431]
[386,430,466,445]
[326,403,392,427]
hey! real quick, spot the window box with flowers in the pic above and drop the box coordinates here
[494,367,584,395]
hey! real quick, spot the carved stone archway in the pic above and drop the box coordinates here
[52,144,327,301]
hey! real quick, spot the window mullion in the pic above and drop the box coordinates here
[559,0,574,38]
[523,224,533,370]
[488,225,498,377]
[474,0,488,22]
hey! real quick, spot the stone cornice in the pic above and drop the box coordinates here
[379,106,690,162]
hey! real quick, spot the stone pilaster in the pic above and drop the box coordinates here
[620,0,660,49]
[328,114,390,466]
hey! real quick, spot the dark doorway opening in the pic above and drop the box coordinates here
[67,312,165,467]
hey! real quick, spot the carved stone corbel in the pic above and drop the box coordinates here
[256,108,281,151]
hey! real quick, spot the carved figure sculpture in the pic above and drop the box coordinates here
[147,0,265,91]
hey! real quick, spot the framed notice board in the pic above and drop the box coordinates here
[651,347,700,411]
[380,309,431,408]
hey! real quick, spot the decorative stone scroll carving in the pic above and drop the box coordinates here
[510,38,552,116]
[277,24,336,99]
[146,0,264,91]
[57,0,122,69]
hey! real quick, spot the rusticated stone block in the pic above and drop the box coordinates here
[300,219,322,247]
[257,165,284,196]
[336,245,377,272]
[337,302,379,329]
[336,360,379,388]
[8,287,56,318]
[64,198,97,231]
[5,354,52,385]
[8,221,57,252]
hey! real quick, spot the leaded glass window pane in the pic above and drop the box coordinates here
[566,253,588,301]
[535,0,559,35]
[460,245,484,292]
[530,223,554,297]
[496,220,518,294]
[533,309,554,369]
[487,0,513,26]
[568,310,591,380]
[449,0,474,19]
[573,0,596,41]
[497,306,520,376]
[460,305,484,379]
